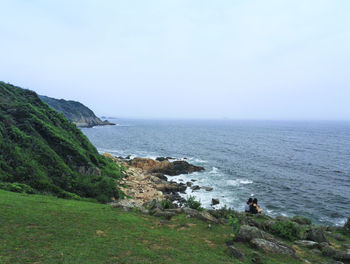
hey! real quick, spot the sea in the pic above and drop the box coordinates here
[81,119,350,226]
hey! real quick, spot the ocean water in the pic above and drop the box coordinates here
[81,119,350,226]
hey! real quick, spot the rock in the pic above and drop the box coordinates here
[152,173,168,181]
[334,251,350,261]
[77,166,101,176]
[150,208,175,219]
[260,220,275,231]
[203,186,213,191]
[295,240,319,249]
[250,238,296,256]
[325,261,344,264]
[130,158,204,176]
[235,225,274,242]
[292,216,312,225]
[182,208,218,223]
[251,252,264,263]
[276,215,290,222]
[191,185,200,191]
[191,179,197,182]
[224,245,244,259]
[343,244,350,249]
[143,199,162,210]
[344,218,350,234]
[319,242,329,248]
[322,245,337,257]
[186,181,193,187]
[110,199,145,212]
[331,233,346,242]
[306,227,329,243]
[311,248,321,254]
[156,182,186,193]
[211,198,220,205]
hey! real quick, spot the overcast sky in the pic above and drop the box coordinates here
[1,0,350,119]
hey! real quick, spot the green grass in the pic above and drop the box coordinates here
[0,190,326,264]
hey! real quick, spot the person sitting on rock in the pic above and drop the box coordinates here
[245,198,253,213]
[250,198,262,214]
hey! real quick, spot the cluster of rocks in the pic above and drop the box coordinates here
[225,215,350,263]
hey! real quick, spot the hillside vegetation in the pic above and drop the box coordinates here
[0,82,123,202]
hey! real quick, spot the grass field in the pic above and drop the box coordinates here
[0,190,341,264]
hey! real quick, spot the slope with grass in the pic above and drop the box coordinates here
[0,190,317,264]
[0,81,123,202]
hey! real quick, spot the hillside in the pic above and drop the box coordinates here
[1,190,349,264]
[0,81,123,202]
[39,95,114,127]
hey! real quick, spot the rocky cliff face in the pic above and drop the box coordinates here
[39,95,115,127]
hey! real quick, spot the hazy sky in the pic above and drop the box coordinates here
[1,0,350,119]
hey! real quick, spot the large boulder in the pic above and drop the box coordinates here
[183,208,218,223]
[305,227,329,243]
[224,245,244,259]
[250,238,296,256]
[294,240,319,249]
[130,158,204,176]
[235,225,274,242]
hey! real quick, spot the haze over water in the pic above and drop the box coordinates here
[82,119,350,226]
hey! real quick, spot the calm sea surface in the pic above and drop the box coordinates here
[81,119,350,226]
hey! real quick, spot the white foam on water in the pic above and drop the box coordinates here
[226,179,253,186]
[209,167,219,174]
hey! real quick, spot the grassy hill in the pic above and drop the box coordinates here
[2,190,348,264]
[0,81,123,202]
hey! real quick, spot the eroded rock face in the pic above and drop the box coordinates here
[294,240,319,249]
[250,238,296,256]
[225,245,245,259]
[235,225,274,242]
[129,158,204,176]
[305,227,329,243]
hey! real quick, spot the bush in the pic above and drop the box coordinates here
[0,182,36,194]
[184,196,202,210]
[160,199,174,209]
[270,220,301,241]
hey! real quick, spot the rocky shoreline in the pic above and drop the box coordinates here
[103,154,207,207]
[104,153,350,264]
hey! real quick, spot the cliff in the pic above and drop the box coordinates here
[38,95,115,127]
[0,81,123,202]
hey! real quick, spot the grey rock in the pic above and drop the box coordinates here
[334,251,350,261]
[322,245,337,257]
[186,181,193,187]
[150,208,175,219]
[250,238,295,256]
[203,186,213,191]
[182,208,218,223]
[311,248,321,254]
[211,198,220,205]
[191,185,200,191]
[295,240,319,249]
[235,225,274,242]
[306,227,329,243]
[224,245,244,259]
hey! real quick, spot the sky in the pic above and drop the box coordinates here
[1,0,350,120]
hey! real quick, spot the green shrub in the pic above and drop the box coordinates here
[160,199,174,210]
[0,182,36,194]
[228,215,240,234]
[270,220,301,241]
[184,196,202,210]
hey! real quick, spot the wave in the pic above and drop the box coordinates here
[226,179,253,186]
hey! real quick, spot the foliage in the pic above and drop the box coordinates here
[160,199,174,210]
[0,182,36,194]
[228,215,240,234]
[0,81,124,202]
[270,220,301,241]
[184,195,202,210]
